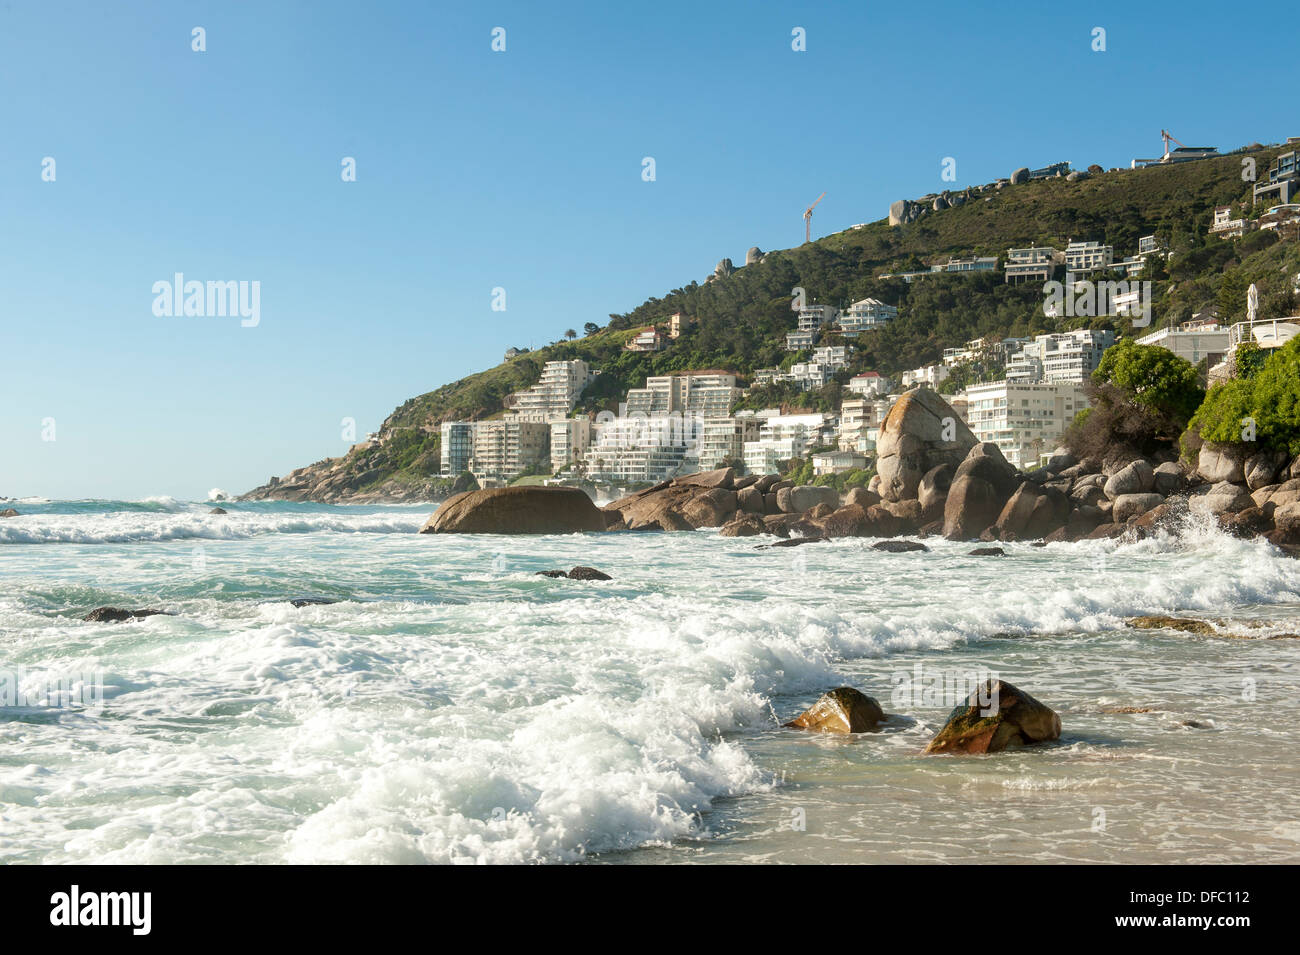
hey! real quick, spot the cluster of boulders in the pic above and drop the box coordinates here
[783,680,1062,756]
[418,390,1300,550]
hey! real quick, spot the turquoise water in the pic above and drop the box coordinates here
[2,497,1299,863]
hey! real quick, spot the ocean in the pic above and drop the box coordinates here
[2,497,1299,864]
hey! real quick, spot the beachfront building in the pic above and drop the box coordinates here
[1004,247,1060,284]
[694,414,762,472]
[549,417,593,473]
[959,381,1091,469]
[838,297,898,332]
[440,421,474,475]
[505,359,592,421]
[468,419,550,483]
[582,415,694,484]
[742,413,830,474]
[1136,321,1229,366]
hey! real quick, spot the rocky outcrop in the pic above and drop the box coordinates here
[1198,443,1246,484]
[875,389,977,502]
[943,443,1021,540]
[422,486,607,534]
[83,607,175,623]
[1010,167,1030,184]
[536,566,613,581]
[923,680,1061,754]
[888,198,923,226]
[1112,492,1165,524]
[0,508,18,518]
[745,246,763,266]
[1104,459,1154,499]
[783,687,886,734]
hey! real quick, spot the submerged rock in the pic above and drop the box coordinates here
[924,679,1061,754]
[0,508,19,518]
[288,597,339,607]
[871,540,929,552]
[82,607,175,623]
[967,547,1006,556]
[535,566,612,580]
[784,687,886,734]
[209,507,228,515]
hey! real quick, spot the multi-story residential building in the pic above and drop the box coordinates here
[959,381,1091,469]
[440,421,474,475]
[469,419,550,483]
[1253,150,1299,205]
[1136,322,1229,366]
[694,415,762,472]
[811,345,851,366]
[1209,206,1253,239]
[838,297,898,332]
[938,255,998,275]
[785,329,817,351]
[1138,235,1163,256]
[846,371,890,396]
[549,417,592,473]
[667,312,691,339]
[623,372,742,418]
[505,359,592,421]
[1063,241,1113,273]
[1005,329,1115,384]
[625,327,666,352]
[837,397,891,453]
[812,450,869,476]
[797,304,839,332]
[583,415,693,484]
[1005,246,1060,284]
[901,364,950,389]
[1258,203,1300,233]
[742,413,829,474]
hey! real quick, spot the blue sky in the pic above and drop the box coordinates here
[1,0,1293,499]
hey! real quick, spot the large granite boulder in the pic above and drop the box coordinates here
[845,487,881,509]
[737,486,764,514]
[1244,450,1288,491]
[783,687,885,734]
[875,389,977,502]
[1198,444,1246,484]
[995,483,1070,539]
[1104,460,1154,500]
[1152,461,1186,496]
[1113,492,1165,524]
[422,486,607,534]
[672,467,734,490]
[942,443,1022,540]
[745,246,763,266]
[1010,166,1030,185]
[0,508,18,518]
[918,464,953,518]
[1189,482,1254,517]
[677,487,737,528]
[924,679,1061,754]
[789,485,839,513]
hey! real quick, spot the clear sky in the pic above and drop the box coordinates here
[1,0,1293,500]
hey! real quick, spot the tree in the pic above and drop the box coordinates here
[584,322,600,337]
[1190,337,1300,455]
[564,329,577,340]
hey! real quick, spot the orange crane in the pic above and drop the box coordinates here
[803,192,825,244]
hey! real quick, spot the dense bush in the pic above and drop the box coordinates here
[1189,337,1300,455]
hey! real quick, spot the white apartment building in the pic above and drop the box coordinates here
[838,297,897,332]
[812,450,869,476]
[742,413,829,474]
[505,359,592,421]
[1136,322,1229,366]
[694,415,762,472]
[901,364,950,389]
[1064,241,1114,273]
[838,397,890,454]
[785,329,817,351]
[583,415,694,484]
[1209,206,1251,239]
[1006,329,1114,384]
[469,419,550,483]
[959,381,1091,469]
[623,372,742,418]
[847,371,890,396]
[625,327,666,352]
[550,417,592,473]
[1005,247,1060,284]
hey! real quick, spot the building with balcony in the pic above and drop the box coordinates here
[550,417,592,473]
[440,421,474,475]
[469,419,550,483]
[838,297,898,332]
[1209,206,1253,239]
[846,371,890,396]
[1253,150,1298,205]
[812,450,870,475]
[958,381,1091,469]
[505,359,592,421]
[694,415,762,472]
[742,413,830,474]
[1136,322,1229,366]
[625,327,666,352]
[900,364,950,389]
[1005,246,1061,284]
[1063,241,1114,273]
[1005,329,1115,384]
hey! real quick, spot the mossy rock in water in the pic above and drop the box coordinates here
[924,679,1061,754]
[1127,615,1215,635]
[784,687,886,734]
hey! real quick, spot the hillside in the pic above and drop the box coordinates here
[241,145,1300,502]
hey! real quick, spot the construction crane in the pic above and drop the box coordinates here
[1160,129,1185,161]
[803,192,825,244]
